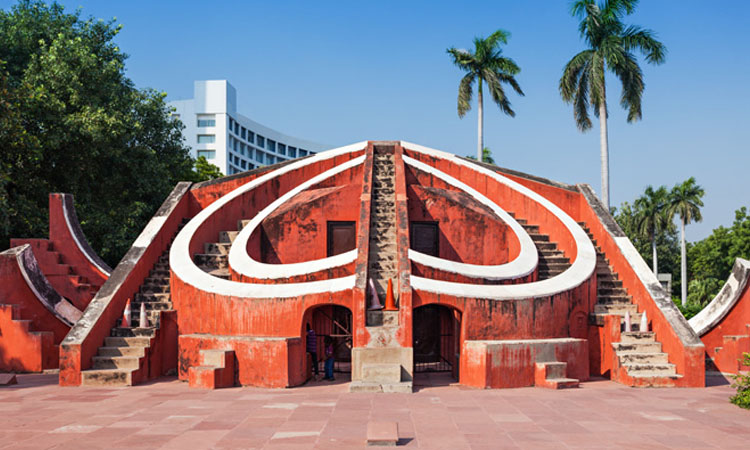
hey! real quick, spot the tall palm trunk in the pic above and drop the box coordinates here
[651,237,658,274]
[598,99,610,210]
[477,78,484,161]
[680,218,687,306]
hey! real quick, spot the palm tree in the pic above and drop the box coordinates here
[447,30,524,161]
[634,185,668,275]
[667,177,705,306]
[560,0,666,209]
[467,147,496,165]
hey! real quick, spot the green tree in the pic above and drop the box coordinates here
[467,147,496,165]
[191,156,223,181]
[0,1,196,265]
[614,199,680,295]
[560,0,666,209]
[447,29,524,161]
[689,207,750,284]
[634,185,668,274]
[667,177,705,306]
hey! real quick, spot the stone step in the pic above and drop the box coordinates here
[612,341,662,353]
[594,303,638,315]
[110,327,156,338]
[598,287,628,296]
[219,231,238,243]
[535,242,557,251]
[529,234,549,242]
[81,369,134,387]
[149,269,170,278]
[140,284,169,294]
[543,378,580,389]
[204,242,230,255]
[131,301,172,311]
[194,253,228,269]
[623,363,676,376]
[617,352,669,365]
[143,277,169,286]
[92,356,140,370]
[98,346,145,358]
[543,361,567,379]
[521,224,540,233]
[620,331,655,344]
[542,256,570,264]
[135,292,170,303]
[596,297,633,307]
[538,262,569,271]
[200,267,230,279]
[153,262,169,272]
[104,336,151,347]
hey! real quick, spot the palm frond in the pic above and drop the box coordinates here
[573,62,593,131]
[612,50,644,122]
[446,47,475,70]
[602,0,638,19]
[457,73,474,118]
[559,49,594,101]
[622,25,666,64]
[484,70,515,117]
[485,29,510,50]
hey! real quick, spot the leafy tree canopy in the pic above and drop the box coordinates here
[0,0,212,265]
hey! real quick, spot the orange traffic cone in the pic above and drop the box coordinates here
[122,298,131,328]
[384,278,397,311]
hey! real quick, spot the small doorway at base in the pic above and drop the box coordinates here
[311,305,352,374]
[413,304,461,380]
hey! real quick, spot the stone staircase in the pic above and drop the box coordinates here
[351,145,411,393]
[535,361,579,389]
[195,219,251,280]
[367,149,397,303]
[580,223,680,385]
[81,221,186,386]
[0,303,56,371]
[188,349,236,389]
[508,213,571,280]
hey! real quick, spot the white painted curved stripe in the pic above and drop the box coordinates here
[62,200,111,277]
[403,155,537,280]
[229,156,364,279]
[170,142,367,298]
[401,141,596,300]
[689,258,750,336]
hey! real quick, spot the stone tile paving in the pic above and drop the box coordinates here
[0,373,748,449]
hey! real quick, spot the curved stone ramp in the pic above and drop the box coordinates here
[0,244,83,371]
[171,143,367,297]
[689,258,750,374]
[400,142,596,300]
[10,193,111,310]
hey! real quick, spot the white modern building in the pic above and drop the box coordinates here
[169,80,326,175]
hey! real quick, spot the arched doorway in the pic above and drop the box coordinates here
[413,304,461,379]
[306,305,353,375]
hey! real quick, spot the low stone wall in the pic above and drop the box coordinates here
[460,338,588,388]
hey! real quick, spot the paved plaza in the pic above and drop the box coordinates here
[0,373,748,449]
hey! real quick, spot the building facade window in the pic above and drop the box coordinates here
[288,146,297,158]
[241,127,246,140]
[278,143,286,155]
[234,123,239,135]
[197,150,216,159]
[197,134,215,144]
[247,130,255,144]
[247,148,254,159]
[267,139,276,152]
[257,135,265,148]
[197,116,216,127]
[299,149,307,156]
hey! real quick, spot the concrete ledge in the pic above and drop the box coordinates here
[367,421,398,446]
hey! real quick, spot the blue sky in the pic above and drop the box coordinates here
[3,0,749,241]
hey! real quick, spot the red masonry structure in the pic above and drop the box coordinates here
[49,140,715,389]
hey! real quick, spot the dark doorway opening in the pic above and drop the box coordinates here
[411,221,439,257]
[413,304,460,378]
[327,221,356,257]
[311,305,352,374]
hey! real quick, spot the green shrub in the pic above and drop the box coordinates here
[672,297,703,320]
[730,353,750,409]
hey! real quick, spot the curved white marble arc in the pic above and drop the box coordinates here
[229,156,364,279]
[170,142,367,298]
[403,155,537,280]
[689,258,750,336]
[400,141,597,300]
